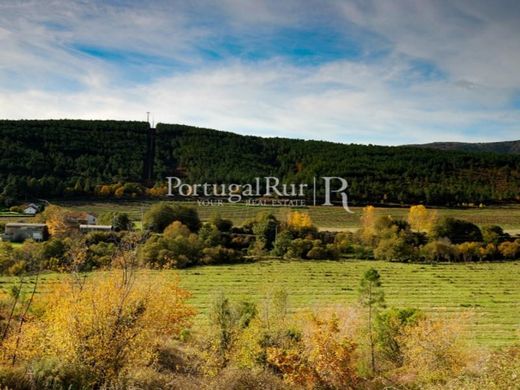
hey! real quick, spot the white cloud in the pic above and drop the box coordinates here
[0,0,519,145]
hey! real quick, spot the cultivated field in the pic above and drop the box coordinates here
[2,260,519,348]
[52,200,520,232]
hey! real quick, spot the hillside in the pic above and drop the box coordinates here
[154,124,520,205]
[409,140,520,154]
[0,120,149,203]
[1,119,520,206]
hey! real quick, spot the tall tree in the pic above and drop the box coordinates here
[358,268,385,375]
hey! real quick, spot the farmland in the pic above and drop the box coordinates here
[1,260,519,348]
[50,200,520,232]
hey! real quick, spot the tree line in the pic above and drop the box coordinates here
[1,120,520,206]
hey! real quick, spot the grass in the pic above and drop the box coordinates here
[56,200,520,232]
[2,260,519,348]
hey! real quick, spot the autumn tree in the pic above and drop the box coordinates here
[399,316,469,384]
[39,204,69,237]
[3,268,195,388]
[375,307,422,368]
[360,205,377,244]
[287,211,313,229]
[267,313,359,389]
[407,205,438,233]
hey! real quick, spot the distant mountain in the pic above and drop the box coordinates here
[409,140,520,154]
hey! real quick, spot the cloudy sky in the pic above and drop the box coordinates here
[1,0,519,145]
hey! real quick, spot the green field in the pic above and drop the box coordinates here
[2,260,519,348]
[55,200,520,232]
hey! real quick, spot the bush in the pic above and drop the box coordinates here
[29,358,96,390]
[249,213,280,251]
[432,217,483,244]
[482,225,509,246]
[8,271,196,388]
[98,211,133,231]
[210,368,285,390]
[375,308,423,368]
[143,203,200,233]
[140,232,202,269]
[0,366,32,389]
[285,238,314,259]
[211,215,233,232]
[420,239,458,262]
[271,231,293,257]
[374,234,415,262]
[202,245,243,265]
[498,239,520,259]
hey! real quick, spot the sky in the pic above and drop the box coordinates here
[0,0,519,145]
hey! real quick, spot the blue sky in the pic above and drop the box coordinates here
[0,0,519,145]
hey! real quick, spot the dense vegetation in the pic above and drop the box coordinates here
[0,263,518,389]
[1,120,520,206]
[0,120,148,204]
[155,124,520,205]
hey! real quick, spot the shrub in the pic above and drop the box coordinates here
[198,223,222,247]
[7,271,196,388]
[375,308,423,368]
[420,238,459,262]
[210,215,233,232]
[140,232,202,269]
[143,203,200,233]
[249,213,280,251]
[334,231,355,254]
[399,316,469,384]
[210,368,286,390]
[457,241,489,261]
[374,234,415,262]
[267,313,359,389]
[498,239,520,259]
[202,246,243,265]
[285,238,314,259]
[432,217,483,244]
[98,211,133,231]
[482,225,509,246]
[271,231,293,257]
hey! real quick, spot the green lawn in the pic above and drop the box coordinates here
[56,200,520,232]
[2,260,519,348]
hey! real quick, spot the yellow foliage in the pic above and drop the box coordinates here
[407,205,438,233]
[146,186,168,197]
[287,211,313,229]
[0,271,195,386]
[399,316,469,384]
[163,221,191,239]
[40,204,69,237]
[267,313,358,389]
[96,185,113,197]
[360,205,377,242]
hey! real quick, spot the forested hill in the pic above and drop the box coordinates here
[1,119,520,206]
[409,140,520,154]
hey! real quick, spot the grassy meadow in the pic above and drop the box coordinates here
[1,260,519,348]
[48,200,520,232]
[2,201,519,348]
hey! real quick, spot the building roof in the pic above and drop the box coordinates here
[79,224,112,229]
[6,223,47,228]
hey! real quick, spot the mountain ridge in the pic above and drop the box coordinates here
[408,140,520,154]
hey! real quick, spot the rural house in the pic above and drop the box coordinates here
[22,203,41,215]
[1,223,48,242]
[65,211,97,227]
